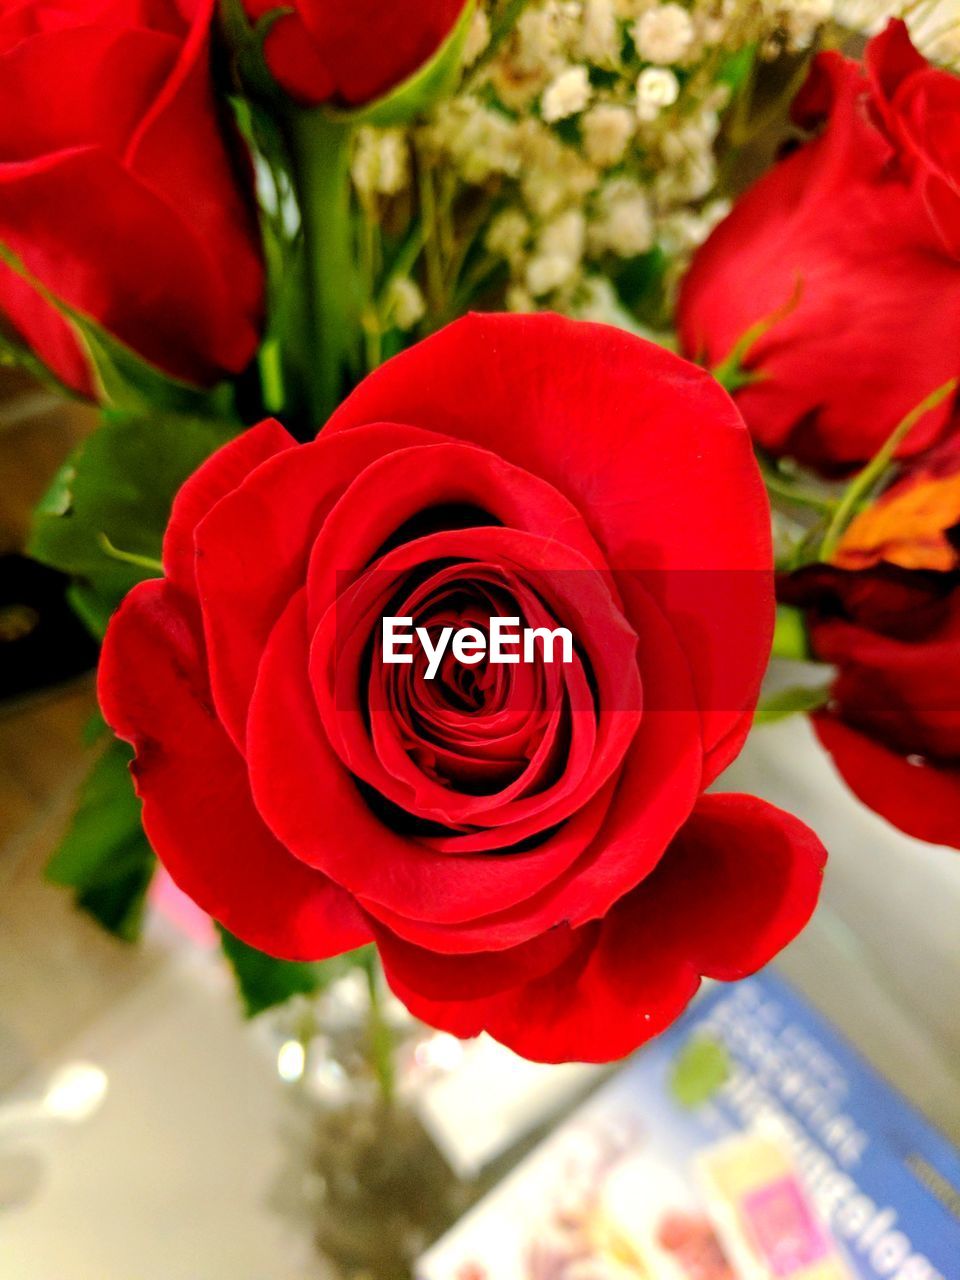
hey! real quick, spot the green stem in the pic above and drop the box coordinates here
[362,951,395,1107]
[711,278,803,393]
[285,111,361,429]
[759,456,835,515]
[819,378,958,563]
[97,533,163,574]
[754,682,831,725]
[771,604,810,662]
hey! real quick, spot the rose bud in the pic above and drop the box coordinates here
[781,442,960,849]
[241,0,470,108]
[677,20,960,474]
[99,314,826,1064]
[0,0,263,397]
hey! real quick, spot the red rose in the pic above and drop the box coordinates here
[0,0,264,396]
[242,0,470,107]
[99,314,825,1063]
[781,440,960,850]
[677,21,960,473]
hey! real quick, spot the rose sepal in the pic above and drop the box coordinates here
[0,240,234,419]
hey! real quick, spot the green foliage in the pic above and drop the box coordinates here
[669,1033,732,1109]
[46,735,155,942]
[754,683,831,725]
[716,43,757,94]
[28,410,237,637]
[218,930,375,1018]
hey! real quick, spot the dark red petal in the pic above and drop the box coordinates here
[813,712,960,850]
[163,418,295,597]
[270,0,468,106]
[125,0,264,345]
[310,526,641,835]
[382,794,826,1063]
[0,147,259,390]
[246,592,618,928]
[195,424,442,749]
[865,19,927,111]
[679,46,960,473]
[303,438,612,631]
[360,576,703,953]
[261,12,336,103]
[98,578,371,960]
[0,25,175,160]
[324,313,773,776]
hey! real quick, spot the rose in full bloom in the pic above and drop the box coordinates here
[0,0,263,396]
[242,0,469,107]
[781,441,960,850]
[677,21,960,473]
[99,314,826,1063]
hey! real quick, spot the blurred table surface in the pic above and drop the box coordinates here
[1,375,959,1279]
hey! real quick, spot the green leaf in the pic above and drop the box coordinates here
[0,238,231,416]
[716,43,757,94]
[46,736,155,942]
[28,410,238,636]
[754,683,831,725]
[711,279,803,393]
[669,1034,732,1109]
[770,603,811,663]
[818,377,959,563]
[218,929,323,1017]
[218,931,377,1018]
[0,323,76,397]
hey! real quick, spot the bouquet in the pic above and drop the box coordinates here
[4,0,959,1067]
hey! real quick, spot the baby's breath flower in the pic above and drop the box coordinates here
[581,103,635,166]
[526,252,578,295]
[526,208,587,295]
[486,208,531,261]
[428,97,521,183]
[635,65,680,120]
[385,277,426,330]
[519,122,599,217]
[464,8,492,64]
[589,178,654,256]
[541,64,593,121]
[654,149,716,203]
[580,0,621,65]
[506,284,536,313]
[659,109,720,162]
[782,0,833,50]
[540,207,587,259]
[632,3,695,64]
[657,197,729,254]
[351,127,409,197]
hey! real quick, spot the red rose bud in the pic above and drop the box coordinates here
[99,314,825,1064]
[678,20,960,474]
[241,0,470,108]
[780,553,960,851]
[0,0,264,397]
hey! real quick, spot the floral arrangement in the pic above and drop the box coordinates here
[4,0,959,1066]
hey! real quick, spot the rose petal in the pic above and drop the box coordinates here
[194,424,442,748]
[98,578,372,959]
[813,712,960,850]
[381,794,826,1062]
[163,417,295,597]
[247,591,620,928]
[324,313,773,780]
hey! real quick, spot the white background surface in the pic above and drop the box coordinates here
[2,717,959,1279]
